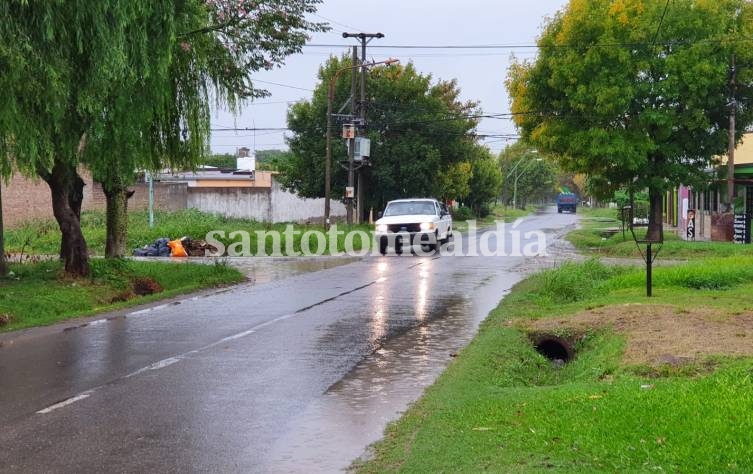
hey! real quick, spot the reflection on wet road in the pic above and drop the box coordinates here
[264,256,518,473]
[0,210,577,473]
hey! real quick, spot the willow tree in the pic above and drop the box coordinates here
[0,1,176,275]
[0,1,81,275]
[87,0,326,258]
[0,1,326,270]
[507,0,753,241]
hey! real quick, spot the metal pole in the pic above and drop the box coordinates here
[726,54,737,212]
[326,56,397,229]
[646,243,652,297]
[345,46,358,225]
[360,35,367,118]
[357,172,363,225]
[343,32,384,224]
[507,158,523,209]
[147,171,154,229]
[0,183,6,277]
[511,157,539,210]
[357,36,367,224]
[324,79,334,230]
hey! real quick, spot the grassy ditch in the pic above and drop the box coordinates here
[356,258,753,472]
[4,209,372,257]
[569,207,753,259]
[0,259,245,332]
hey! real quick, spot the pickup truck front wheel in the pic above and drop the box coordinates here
[428,231,440,253]
[395,238,404,255]
[379,237,388,255]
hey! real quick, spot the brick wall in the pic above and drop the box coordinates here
[1,171,187,228]
[1,169,104,228]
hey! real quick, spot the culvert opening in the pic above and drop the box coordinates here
[532,335,575,364]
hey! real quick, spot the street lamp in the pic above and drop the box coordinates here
[510,155,543,210]
[325,58,399,229]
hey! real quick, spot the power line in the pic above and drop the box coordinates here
[297,50,538,58]
[306,43,544,50]
[305,36,753,51]
[245,99,307,106]
[211,130,284,137]
[652,0,672,45]
[211,127,290,131]
[251,79,314,92]
[312,13,364,34]
[212,143,288,148]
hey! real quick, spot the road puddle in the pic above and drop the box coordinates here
[263,257,522,472]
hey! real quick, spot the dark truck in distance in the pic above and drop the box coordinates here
[556,192,578,213]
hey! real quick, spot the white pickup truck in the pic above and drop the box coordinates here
[374,198,453,255]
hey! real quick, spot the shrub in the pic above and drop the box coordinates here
[452,206,475,221]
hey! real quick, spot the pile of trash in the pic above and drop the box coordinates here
[132,236,218,257]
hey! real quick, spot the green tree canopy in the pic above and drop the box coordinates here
[281,57,487,214]
[507,0,753,239]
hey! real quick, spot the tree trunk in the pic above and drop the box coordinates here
[103,178,131,258]
[0,184,7,277]
[646,186,664,242]
[59,171,85,261]
[39,160,90,276]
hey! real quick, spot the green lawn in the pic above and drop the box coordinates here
[0,258,245,332]
[570,207,753,259]
[355,258,753,472]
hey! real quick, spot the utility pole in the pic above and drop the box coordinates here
[324,57,398,229]
[343,32,384,224]
[346,46,358,224]
[726,54,737,213]
[324,77,333,230]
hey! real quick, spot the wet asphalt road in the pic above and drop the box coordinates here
[0,209,577,473]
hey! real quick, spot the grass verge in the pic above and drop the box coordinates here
[453,205,536,233]
[569,207,753,259]
[0,259,245,332]
[355,258,753,472]
[4,209,373,257]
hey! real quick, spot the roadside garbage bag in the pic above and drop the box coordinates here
[133,237,171,257]
[156,238,171,257]
[167,239,188,257]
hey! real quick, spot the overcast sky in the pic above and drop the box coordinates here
[210,0,569,156]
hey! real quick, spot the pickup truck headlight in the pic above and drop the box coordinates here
[419,222,435,231]
[376,224,388,233]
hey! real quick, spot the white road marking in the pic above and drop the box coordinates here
[36,391,93,414]
[36,279,376,415]
[123,357,182,379]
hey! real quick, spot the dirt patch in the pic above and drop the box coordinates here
[132,277,163,296]
[108,290,135,304]
[522,304,753,366]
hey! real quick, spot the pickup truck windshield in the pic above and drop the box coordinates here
[384,201,436,216]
